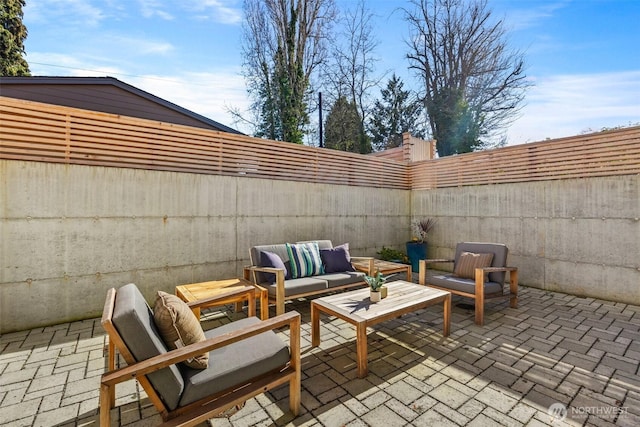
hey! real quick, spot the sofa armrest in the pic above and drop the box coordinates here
[244,266,286,316]
[101,310,301,387]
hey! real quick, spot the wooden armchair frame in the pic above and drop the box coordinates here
[419,257,518,326]
[100,286,301,427]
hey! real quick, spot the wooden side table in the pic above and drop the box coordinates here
[176,278,269,320]
[352,259,412,281]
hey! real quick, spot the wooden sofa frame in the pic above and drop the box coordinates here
[244,256,374,316]
[100,286,301,426]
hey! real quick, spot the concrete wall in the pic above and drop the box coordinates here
[411,175,640,306]
[2,160,638,333]
[0,160,410,332]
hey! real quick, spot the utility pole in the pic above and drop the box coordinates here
[318,92,323,148]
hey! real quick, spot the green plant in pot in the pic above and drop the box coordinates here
[406,218,436,273]
[376,246,409,263]
[364,271,387,302]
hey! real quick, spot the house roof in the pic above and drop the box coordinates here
[0,76,242,134]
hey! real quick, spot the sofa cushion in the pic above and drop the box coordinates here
[453,252,494,279]
[153,291,208,369]
[320,244,355,273]
[251,244,291,284]
[179,317,290,407]
[321,271,366,288]
[286,242,324,278]
[428,271,503,295]
[111,284,184,411]
[260,251,290,283]
[264,276,329,297]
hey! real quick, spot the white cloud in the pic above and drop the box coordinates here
[127,70,251,132]
[107,35,174,55]
[24,0,109,27]
[502,0,570,31]
[186,0,243,24]
[26,52,125,77]
[506,70,640,144]
[137,0,174,20]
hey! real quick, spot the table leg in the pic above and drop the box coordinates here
[406,265,412,281]
[356,322,368,378]
[247,295,256,317]
[311,304,320,347]
[443,293,451,337]
[259,290,269,320]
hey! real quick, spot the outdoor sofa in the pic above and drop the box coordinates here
[244,240,373,316]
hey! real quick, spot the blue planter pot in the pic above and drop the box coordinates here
[406,242,427,273]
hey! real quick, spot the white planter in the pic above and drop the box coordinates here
[370,291,381,303]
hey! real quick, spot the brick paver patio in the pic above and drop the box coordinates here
[1,284,639,426]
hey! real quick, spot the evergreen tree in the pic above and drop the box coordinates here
[368,74,424,151]
[1,0,30,76]
[324,96,370,153]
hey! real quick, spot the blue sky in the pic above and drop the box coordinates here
[22,0,640,146]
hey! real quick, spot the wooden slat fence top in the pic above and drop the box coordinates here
[2,96,639,189]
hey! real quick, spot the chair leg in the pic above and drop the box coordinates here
[107,341,116,406]
[289,313,301,416]
[100,383,112,426]
[475,269,485,326]
[509,269,519,308]
[475,300,484,326]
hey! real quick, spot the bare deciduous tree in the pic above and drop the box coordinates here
[241,0,335,144]
[322,0,379,153]
[405,0,529,156]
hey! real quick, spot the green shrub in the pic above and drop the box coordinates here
[377,246,409,263]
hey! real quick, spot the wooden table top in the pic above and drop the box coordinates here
[175,277,257,303]
[351,258,411,273]
[311,280,449,324]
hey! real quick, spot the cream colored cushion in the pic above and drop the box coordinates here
[153,291,208,369]
[454,252,494,280]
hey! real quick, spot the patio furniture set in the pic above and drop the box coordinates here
[99,241,518,426]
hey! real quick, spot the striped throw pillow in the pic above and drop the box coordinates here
[286,242,325,278]
[453,252,494,280]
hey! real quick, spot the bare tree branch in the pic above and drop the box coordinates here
[405,0,531,156]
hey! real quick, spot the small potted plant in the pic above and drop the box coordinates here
[364,271,387,302]
[406,218,436,273]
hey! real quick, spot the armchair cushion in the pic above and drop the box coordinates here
[179,317,291,407]
[111,284,184,410]
[453,252,494,279]
[320,244,355,273]
[153,291,208,369]
[286,242,324,278]
[428,271,503,295]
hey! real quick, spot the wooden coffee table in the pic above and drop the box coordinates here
[351,258,412,281]
[311,280,451,377]
[176,278,269,320]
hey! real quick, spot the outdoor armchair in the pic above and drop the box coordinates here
[419,242,518,325]
[100,283,301,426]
